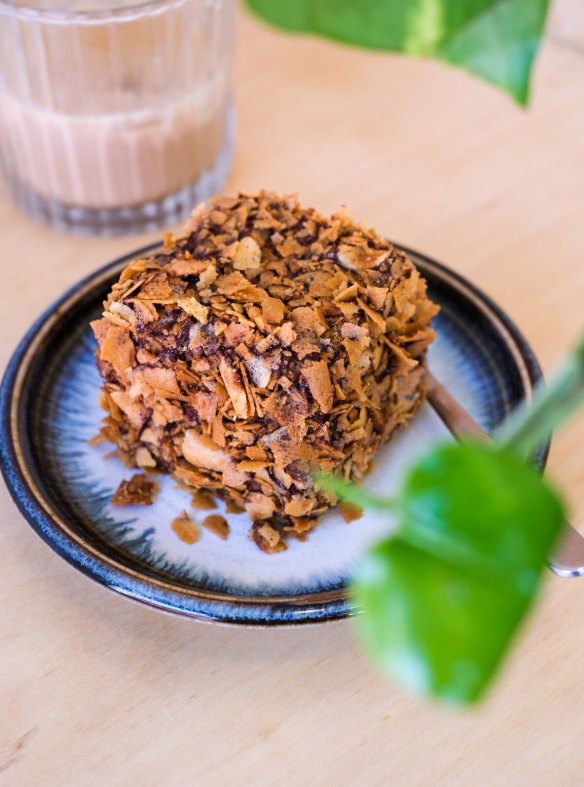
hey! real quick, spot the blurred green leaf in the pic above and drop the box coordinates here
[398,441,563,577]
[327,334,584,704]
[438,0,550,105]
[354,539,529,703]
[352,442,564,703]
[245,0,551,104]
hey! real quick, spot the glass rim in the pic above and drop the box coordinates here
[0,0,191,23]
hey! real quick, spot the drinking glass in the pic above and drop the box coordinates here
[0,0,234,235]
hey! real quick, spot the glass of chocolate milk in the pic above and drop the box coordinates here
[0,0,234,235]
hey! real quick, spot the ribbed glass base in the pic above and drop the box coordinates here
[4,111,234,237]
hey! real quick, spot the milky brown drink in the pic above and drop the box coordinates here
[0,87,229,209]
[0,0,234,232]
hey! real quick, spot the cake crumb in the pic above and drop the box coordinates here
[226,500,245,515]
[339,502,364,523]
[111,474,158,506]
[191,490,218,511]
[171,511,200,544]
[202,514,230,540]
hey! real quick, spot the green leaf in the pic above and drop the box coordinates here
[353,442,565,703]
[438,0,550,106]
[354,540,531,703]
[245,0,551,105]
[398,442,563,577]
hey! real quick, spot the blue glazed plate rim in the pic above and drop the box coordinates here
[0,243,546,626]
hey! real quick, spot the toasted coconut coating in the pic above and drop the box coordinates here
[91,191,438,552]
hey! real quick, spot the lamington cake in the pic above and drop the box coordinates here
[91,192,438,552]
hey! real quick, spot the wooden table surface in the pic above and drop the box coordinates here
[1,3,584,785]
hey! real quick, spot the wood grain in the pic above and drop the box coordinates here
[1,1,584,784]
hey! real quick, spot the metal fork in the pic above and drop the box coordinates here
[425,371,584,577]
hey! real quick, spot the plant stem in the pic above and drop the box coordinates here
[495,334,584,457]
[314,472,395,511]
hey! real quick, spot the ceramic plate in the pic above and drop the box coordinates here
[0,244,543,626]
